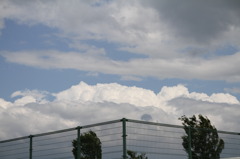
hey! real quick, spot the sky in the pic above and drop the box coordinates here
[1,0,240,139]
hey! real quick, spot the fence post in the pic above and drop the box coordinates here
[122,118,127,159]
[29,135,33,159]
[188,127,192,159]
[77,126,81,159]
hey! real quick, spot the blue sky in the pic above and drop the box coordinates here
[1,0,240,138]
[1,19,239,100]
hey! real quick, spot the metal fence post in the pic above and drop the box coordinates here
[122,118,127,159]
[29,135,33,159]
[188,127,192,159]
[77,126,81,159]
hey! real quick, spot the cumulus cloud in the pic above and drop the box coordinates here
[0,82,239,140]
[0,98,12,109]
[159,85,239,104]
[11,89,50,105]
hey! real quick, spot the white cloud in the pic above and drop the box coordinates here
[54,82,161,109]
[0,98,12,109]
[1,50,240,82]
[0,82,239,140]
[158,84,239,104]
[158,84,189,101]
[209,93,239,104]
[13,96,37,106]
[11,89,50,104]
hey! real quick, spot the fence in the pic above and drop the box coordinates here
[0,118,240,159]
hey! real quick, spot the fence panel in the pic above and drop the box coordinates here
[83,121,123,159]
[0,137,29,159]
[32,130,75,159]
[0,118,240,159]
[127,119,187,159]
[219,131,240,159]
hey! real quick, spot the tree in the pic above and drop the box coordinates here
[179,114,224,159]
[127,150,148,159]
[72,130,102,159]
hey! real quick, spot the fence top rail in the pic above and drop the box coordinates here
[127,118,184,129]
[81,118,121,129]
[36,119,122,137]
[218,130,240,135]
[127,119,240,135]
[0,118,240,143]
[0,136,29,143]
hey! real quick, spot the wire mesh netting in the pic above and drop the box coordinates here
[0,118,240,159]
[32,130,75,159]
[219,131,240,158]
[0,137,29,159]
[126,120,186,159]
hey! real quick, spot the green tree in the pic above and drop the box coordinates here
[179,114,224,159]
[127,150,148,159]
[72,130,102,159]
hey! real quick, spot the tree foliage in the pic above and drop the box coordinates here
[72,130,102,159]
[179,114,224,159]
[127,150,148,159]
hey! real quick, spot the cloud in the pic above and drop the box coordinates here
[0,82,239,140]
[1,0,240,140]
[1,50,240,82]
[11,89,50,105]
[54,81,162,109]
[1,0,240,57]
[0,0,240,85]
[0,98,12,109]
[169,97,240,132]
[142,0,240,43]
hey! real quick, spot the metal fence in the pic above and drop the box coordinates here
[0,118,240,159]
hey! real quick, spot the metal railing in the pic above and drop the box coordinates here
[0,118,240,159]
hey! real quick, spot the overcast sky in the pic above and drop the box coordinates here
[1,0,240,139]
